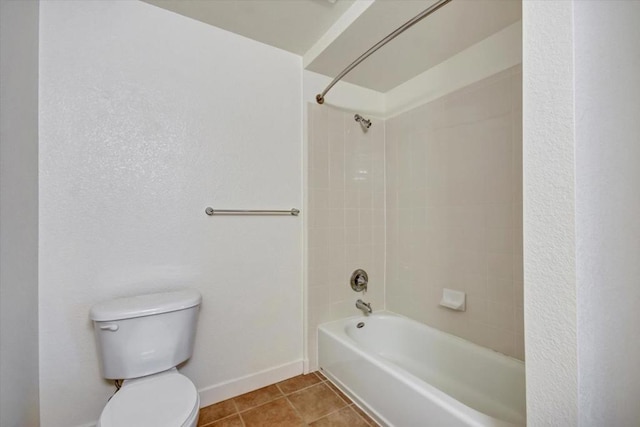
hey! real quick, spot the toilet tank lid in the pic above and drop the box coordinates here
[90,290,202,321]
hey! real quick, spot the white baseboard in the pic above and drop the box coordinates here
[198,359,303,408]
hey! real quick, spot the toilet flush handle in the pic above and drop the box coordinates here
[99,324,119,332]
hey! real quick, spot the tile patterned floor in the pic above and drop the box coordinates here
[198,371,379,427]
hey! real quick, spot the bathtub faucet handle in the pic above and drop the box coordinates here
[357,275,367,295]
[350,269,368,293]
[356,299,372,314]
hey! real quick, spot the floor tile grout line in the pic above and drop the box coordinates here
[314,370,328,381]
[232,383,285,414]
[233,385,325,417]
[281,380,325,398]
[200,412,241,427]
[275,382,285,395]
[349,403,378,427]
[290,381,350,425]
[283,393,308,426]
[198,400,239,427]
[230,398,240,415]
[307,404,352,425]
[323,379,351,405]
[349,403,371,426]
[349,404,374,427]
[286,390,316,425]
[199,376,378,427]
[200,374,335,425]
[230,399,246,427]
[236,394,283,414]
[319,377,377,427]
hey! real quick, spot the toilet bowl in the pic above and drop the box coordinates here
[97,369,199,427]
[97,370,199,427]
[90,290,202,427]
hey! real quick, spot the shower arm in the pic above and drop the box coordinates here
[315,0,452,105]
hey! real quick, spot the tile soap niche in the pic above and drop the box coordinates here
[439,288,466,311]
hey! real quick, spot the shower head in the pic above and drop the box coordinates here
[354,114,372,130]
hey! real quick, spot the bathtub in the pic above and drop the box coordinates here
[318,312,526,427]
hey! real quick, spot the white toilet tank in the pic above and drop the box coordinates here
[90,290,202,380]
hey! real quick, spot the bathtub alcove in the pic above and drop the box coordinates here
[307,63,525,425]
[306,2,524,426]
[318,313,525,427]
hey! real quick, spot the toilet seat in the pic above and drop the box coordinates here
[98,371,199,427]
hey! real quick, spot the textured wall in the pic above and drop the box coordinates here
[575,1,640,425]
[306,104,385,370]
[523,1,578,425]
[385,66,523,359]
[38,2,302,426]
[0,1,40,426]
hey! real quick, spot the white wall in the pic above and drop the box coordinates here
[523,1,578,425]
[574,1,640,425]
[38,2,302,426]
[0,1,40,426]
[524,1,640,425]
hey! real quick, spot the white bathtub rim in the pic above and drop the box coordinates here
[318,311,524,426]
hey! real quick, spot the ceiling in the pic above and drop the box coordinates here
[307,0,522,92]
[144,0,522,93]
[142,0,356,55]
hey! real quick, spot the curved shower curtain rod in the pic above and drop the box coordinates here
[315,0,452,105]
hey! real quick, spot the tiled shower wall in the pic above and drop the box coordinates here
[385,66,523,359]
[307,66,523,364]
[307,105,385,370]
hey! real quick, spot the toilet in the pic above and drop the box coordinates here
[90,289,202,427]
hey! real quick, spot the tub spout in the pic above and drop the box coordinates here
[356,299,372,314]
